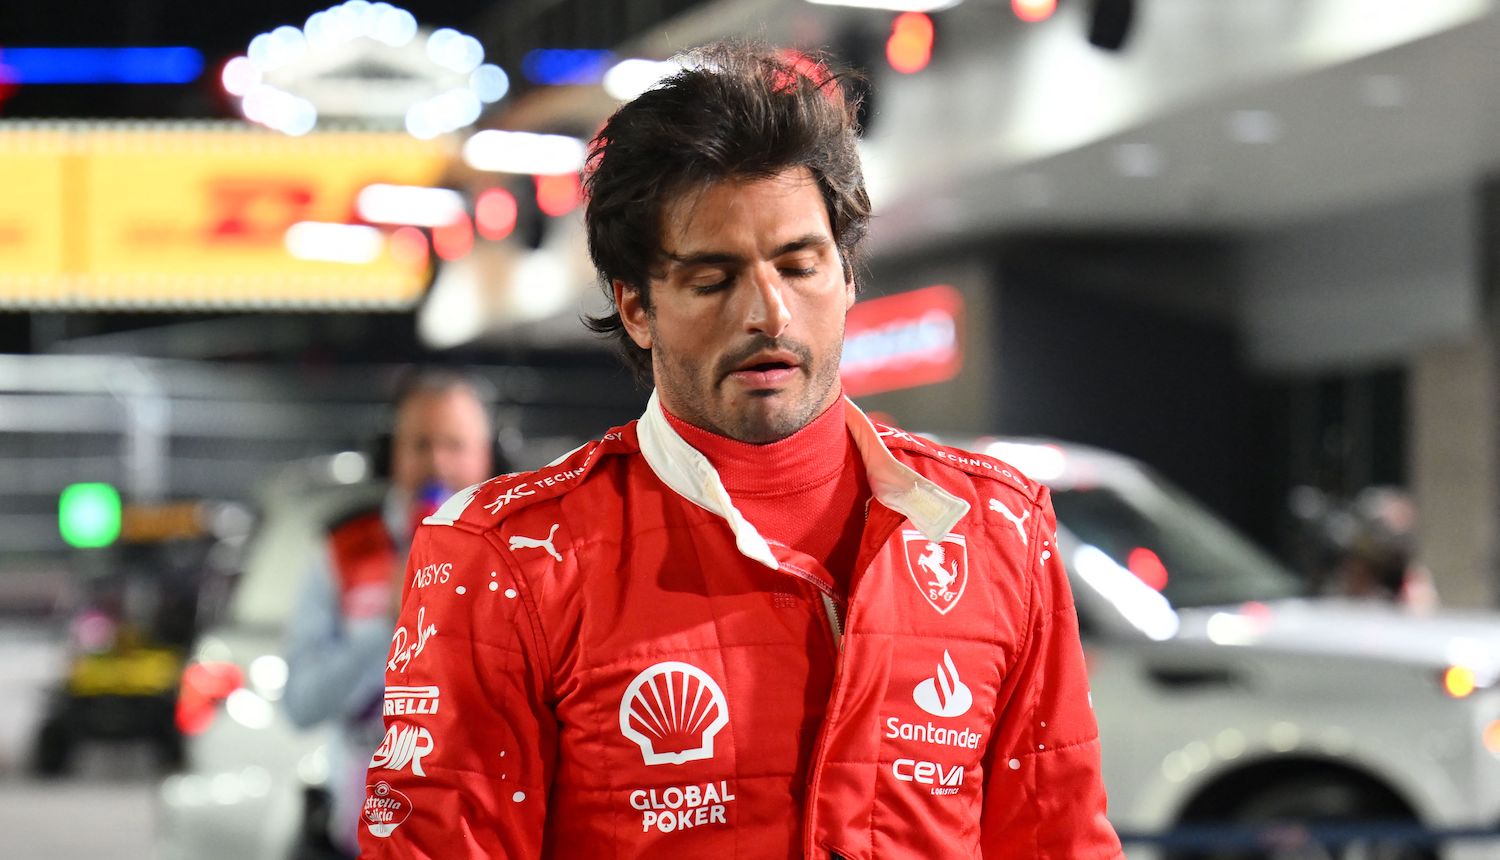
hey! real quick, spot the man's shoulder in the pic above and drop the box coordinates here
[872,422,1042,507]
[424,421,641,535]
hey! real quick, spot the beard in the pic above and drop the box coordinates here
[650,329,843,444]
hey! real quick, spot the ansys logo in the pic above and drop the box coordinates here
[620,661,730,766]
[913,650,973,718]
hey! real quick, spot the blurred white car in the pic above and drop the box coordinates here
[157,441,1500,860]
[155,460,384,860]
[971,438,1500,860]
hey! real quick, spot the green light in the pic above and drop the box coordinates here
[58,483,122,549]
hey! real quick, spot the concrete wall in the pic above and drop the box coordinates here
[1239,185,1481,372]
[1409,335,1497,608]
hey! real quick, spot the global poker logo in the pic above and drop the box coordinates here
[620,662,736,835]
[619,661,729,766]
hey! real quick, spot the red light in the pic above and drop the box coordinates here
[389,225,429,268]
[1240,600,1271,619]
[1012,0,1057,23]
[475,187,518,241]
[887,13,934,75]
[535,173,580,218]
[777,48,834,90]
[175,660,244,736]
[1126,547,1169,592]
[432,213,474,261]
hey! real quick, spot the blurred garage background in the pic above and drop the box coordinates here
[2,0,1499,858]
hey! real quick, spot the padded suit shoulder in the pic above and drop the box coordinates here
[422,423,640,535]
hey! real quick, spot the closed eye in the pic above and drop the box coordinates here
[691,278,733,296]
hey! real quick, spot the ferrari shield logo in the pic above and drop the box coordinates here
[901,530,968,615]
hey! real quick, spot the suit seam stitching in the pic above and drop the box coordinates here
[482,529,556,702]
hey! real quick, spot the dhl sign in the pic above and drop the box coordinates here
[0,123,451,308]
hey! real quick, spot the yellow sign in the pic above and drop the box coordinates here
[0,123,452,308]
[69,648,183,697]
[121,502,206,543]
[0,129,70,283]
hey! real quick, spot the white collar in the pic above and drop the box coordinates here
[636,390,971,570]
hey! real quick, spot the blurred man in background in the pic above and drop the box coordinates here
[283,370,495,859]
[1326,486,1438,611]
[359,42,1119,858]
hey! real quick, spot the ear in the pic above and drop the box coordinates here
[614,279,653,350]
[843,272,857,312]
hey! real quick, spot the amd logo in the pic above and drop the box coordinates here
[892,758,964,795]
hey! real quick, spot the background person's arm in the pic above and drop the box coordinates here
[281,551,392,728]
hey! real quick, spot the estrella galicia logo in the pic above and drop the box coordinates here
[363,780,413,838]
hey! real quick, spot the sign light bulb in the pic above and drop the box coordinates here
[59,483,122,549]
[887,13,935,74]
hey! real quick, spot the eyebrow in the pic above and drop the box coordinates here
[663,233,831,268]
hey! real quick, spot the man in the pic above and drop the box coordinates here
[360,43,1122,858]
[284,370,495,858]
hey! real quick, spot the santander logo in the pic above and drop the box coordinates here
[913,650,973,719]
[620,661,730,766]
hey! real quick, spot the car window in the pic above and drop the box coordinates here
[1050,466,1304,609]
[228,508,319,629]
[227,482,386,628]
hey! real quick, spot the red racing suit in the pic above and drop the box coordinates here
[358,394,1122,859]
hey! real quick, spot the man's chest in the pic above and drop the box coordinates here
[505,501,1034,821]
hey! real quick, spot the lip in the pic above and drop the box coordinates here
[727,351,802,388]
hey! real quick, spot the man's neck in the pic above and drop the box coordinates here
[663,399,849,497]
[662,397,870,588]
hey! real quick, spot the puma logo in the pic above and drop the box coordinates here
[508,523,562,562]
[988,498,1030,546]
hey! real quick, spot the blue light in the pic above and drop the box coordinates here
[521,49,613,86]
[0,47,204,85]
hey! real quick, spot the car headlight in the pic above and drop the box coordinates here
[1441,664,1499,699]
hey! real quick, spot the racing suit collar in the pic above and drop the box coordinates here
[637,390,971,570]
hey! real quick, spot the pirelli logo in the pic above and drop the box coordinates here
[384,685,441,717]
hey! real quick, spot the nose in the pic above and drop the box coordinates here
[744,264,791,338]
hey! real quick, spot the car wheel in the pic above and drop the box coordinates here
[154,731,185,771]
[1170,770,1435,860]
[32,718,73,777]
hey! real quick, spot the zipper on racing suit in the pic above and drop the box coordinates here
[770,554,845,858]
[802,503,907,860]
[820,591,843,649]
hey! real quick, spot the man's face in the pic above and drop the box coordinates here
[390,388,493,499]
[616,167,856,443]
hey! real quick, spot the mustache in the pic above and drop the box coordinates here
[715,336,814,380]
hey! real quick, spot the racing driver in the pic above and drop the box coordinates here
[358,41,1123,859]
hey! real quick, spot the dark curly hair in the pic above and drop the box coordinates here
[582,41,871,383]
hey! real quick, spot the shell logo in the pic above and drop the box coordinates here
[619,661,731,766]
